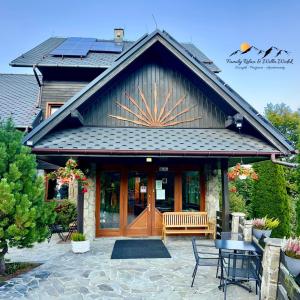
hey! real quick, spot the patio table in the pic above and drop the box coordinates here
[215,239,262,291]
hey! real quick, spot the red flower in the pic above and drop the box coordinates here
[230,186,237,193]
[82,176,87,181]
[82,188,88,193]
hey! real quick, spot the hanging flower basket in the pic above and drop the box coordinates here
[228,163,258,181]
[48,158,89,193]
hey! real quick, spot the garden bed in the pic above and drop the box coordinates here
[0,262,41,284]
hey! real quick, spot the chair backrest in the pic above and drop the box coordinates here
[221,231,243,241]
[191,237,199,262]
[163,212,208,227]
[226,252,262,280]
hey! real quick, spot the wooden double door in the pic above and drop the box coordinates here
[95,166,205,237]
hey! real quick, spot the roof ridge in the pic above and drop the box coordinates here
[0,73,34,76]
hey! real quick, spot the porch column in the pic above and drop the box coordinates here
[83,163,96,240]
[221,159,230,232]
[205,167,220,223]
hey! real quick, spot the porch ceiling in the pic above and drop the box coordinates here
[33,127,280,156]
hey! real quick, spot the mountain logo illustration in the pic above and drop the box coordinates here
[229,42,290,58]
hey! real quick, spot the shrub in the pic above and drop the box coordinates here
[54,200,77,231]
[229,192,248,215]
[71,233,85,241]
[252,161,291,237]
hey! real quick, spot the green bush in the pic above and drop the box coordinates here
[229,192,248,215]
[54,200,77,231]
[71,232,85,241]
[252,160,291,237]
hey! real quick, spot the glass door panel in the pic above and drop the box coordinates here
[155,172,174,213]
[182,171,201,211]
[127,172,148,225]
[100,172,121,229]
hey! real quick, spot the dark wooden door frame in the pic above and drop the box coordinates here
[95,164,206,237]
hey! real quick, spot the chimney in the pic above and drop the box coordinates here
[114,28,124,43]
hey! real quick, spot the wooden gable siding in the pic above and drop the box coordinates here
[41,80,88,117]
[82,62,226,128]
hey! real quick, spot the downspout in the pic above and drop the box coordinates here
[271,153,298,168]
[33,65,42,87]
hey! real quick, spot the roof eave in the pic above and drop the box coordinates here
[32,147,282,157]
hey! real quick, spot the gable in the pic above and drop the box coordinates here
[23,30,294,155]
[81,57,226,128]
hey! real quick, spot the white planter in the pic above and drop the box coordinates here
[252,228,272,240]
[284,254,300,277]
[71,240,90,253]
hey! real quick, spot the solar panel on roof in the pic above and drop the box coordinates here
[50,37,123,57]
[90,41,123,53]
[50,37,96,57]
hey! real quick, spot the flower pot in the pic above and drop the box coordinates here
[71,240,90,253]
[284,254,300,277]
[252,228,272,240]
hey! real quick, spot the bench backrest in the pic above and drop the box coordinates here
[163,212,209,227]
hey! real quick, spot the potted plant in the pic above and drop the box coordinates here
[252,216,279,239]
[71,233,90,253]
[282,237,300,277]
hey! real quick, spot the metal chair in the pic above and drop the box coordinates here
[191,237,220,287]
[48,224,65,242]
[221,252,262,300]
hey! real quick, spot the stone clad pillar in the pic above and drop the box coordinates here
[83,163,96,240]
[205,172,220,224]
[261,238,282,299]
[231,212,245,234]
[243,220,253,242]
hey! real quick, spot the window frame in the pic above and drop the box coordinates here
[46,102,64,118]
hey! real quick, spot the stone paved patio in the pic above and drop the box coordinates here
[0,236,258,299]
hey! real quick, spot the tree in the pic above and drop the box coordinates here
[296,130,300,236]
[252,160,291,238]
[264,103,300,234]
[0,120,55,274]
[265,103,300,147]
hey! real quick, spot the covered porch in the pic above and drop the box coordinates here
[34,127,280,239]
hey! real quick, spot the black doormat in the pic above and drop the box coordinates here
[111,239,171,259]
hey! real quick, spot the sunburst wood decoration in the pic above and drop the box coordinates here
[108,84,202,127]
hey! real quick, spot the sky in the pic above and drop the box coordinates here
[0,0,299,113]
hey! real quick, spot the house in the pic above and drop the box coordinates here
[3,29,294,239]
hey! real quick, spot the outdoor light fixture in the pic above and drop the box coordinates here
[26,140,33,146]
[146,157,152,162]
[233,113,244,129]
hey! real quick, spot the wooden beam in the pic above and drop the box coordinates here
[71,109,84,125]
[221,159,230,232]
[77,185,84,233]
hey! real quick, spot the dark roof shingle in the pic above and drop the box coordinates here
[0,74,41,129]
[10,37,220,72]
[35,127,279,154]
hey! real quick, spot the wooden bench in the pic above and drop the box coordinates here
[162,212,216,241]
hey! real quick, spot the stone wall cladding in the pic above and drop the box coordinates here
[83,163,96,240]
[205,172,220,223]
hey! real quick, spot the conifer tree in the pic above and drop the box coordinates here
[0,120,55,274]
[252,160,291,237]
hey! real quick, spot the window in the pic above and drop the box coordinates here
[182,171,201,211]
[46,102,63,118]
[46,176,69,201]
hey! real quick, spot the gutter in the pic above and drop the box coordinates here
[271,153,298,168]
[32,148,281,157]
